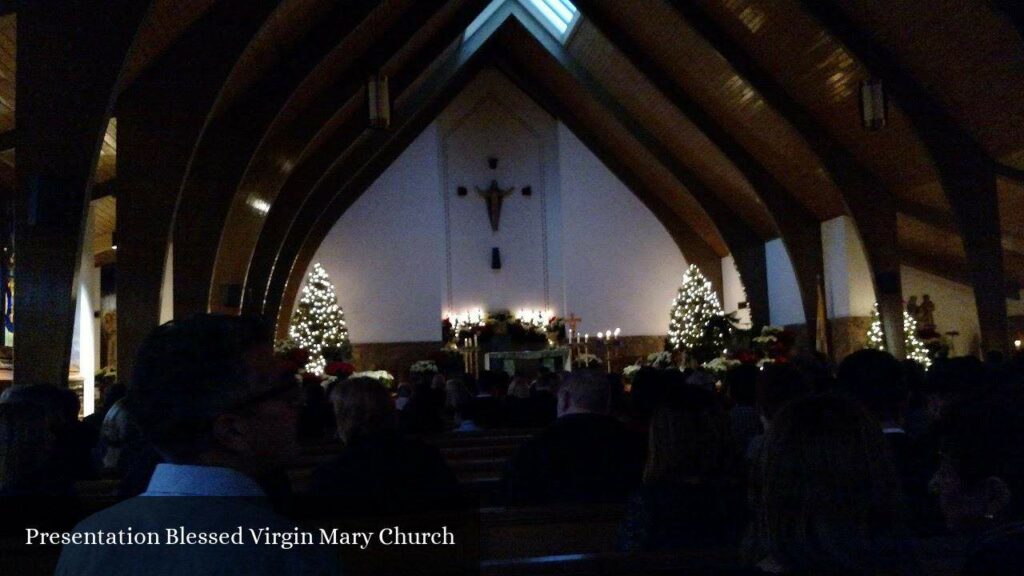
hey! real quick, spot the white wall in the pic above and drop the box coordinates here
[439,70,561,315]
[766,238,804,326]
[309,124,446,343]
[305,69,692,342]
[900,265,984,356]
[558,125,688,336]
[721,255,752,328]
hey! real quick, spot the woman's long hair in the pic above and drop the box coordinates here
[751,394,913,574]
[644,384,741,485]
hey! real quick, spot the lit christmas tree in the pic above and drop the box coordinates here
[865,303,932,368]
[289,263,351,374]
[668,264,730,363]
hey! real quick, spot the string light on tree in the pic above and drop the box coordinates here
[668,264,730,362]
[289,263,351,374]
[865,302,932,368]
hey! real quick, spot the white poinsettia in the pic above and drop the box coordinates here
[410,360,438,373]
[622,364,641,379]
[646,351,674,369]
[702,356,740,375]
[351,370,395,388]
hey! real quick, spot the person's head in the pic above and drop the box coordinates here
[756,363,811,425]
[0,384,79,432]
[0,403,55,491]
[431,373,446,391]
[645,385,739,485]
[396,382,413,399]
[924,356,987,421]
[557,369,609,417]
[444,379,471,411]
[838,348,907,426]
[330,377,396,443]
[725,364,758,407]
[507,377,530,399]
[753,394,907,573]
[128,314,301,476]
[629,367,666,420]
[931,395,1024,532]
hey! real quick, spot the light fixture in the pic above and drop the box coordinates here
[859,78,887,131]
[111,231,118,251]
[367,74,391,130]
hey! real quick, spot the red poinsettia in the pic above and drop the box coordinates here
[736,349,758,364]
[325,361,355,378]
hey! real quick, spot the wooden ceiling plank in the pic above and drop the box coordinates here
[802,0,1010,351]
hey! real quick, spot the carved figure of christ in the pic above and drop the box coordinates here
[476,179,516,232]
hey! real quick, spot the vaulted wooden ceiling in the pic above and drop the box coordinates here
[5,0,1023,331]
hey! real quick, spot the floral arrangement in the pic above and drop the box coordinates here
[573,353,602,369]
[410,360,439,374]
[325,361,355,378]
[646,351,675,369]
[702,356,741,376]
[442,309,550,347]
[622,363,641,380]
[350,370,395,389]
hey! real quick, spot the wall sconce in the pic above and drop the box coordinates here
[368,74,391,130]
[110,231,118,251]
[860,78,887,131]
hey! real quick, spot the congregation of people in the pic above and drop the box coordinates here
[2,314,1024,575]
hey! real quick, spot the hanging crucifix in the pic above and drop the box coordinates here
[456,157,530,233]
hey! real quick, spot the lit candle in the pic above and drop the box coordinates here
[585,333,589,343]
[1016,339,1022,350]
[597,331,604,340]
[614,328,621,338]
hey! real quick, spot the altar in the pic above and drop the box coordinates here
[484,348,571,377]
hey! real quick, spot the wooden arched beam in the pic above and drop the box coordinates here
[802,0,1010,352]
[242,0,494,317]
[14,0,150,386]
[573,0,824,337]
[170,0,450,319]
[116,0,281,384]
[670,0,906,356]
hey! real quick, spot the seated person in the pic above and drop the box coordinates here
[307,377,463,516]
[503,369,645,506]
[469,370,506,429]
[932,394,1024,576]
[745,394,916,575]
[504,376,533,428]
[839,348,942,535]
[619,385,746,552]
[56,315,338,576]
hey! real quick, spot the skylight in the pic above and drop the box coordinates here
[465,0,580,42]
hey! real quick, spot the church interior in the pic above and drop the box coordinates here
[2,0,1024,574]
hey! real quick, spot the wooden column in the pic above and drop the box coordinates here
[14,0,148,386]
[116,0,279,384]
